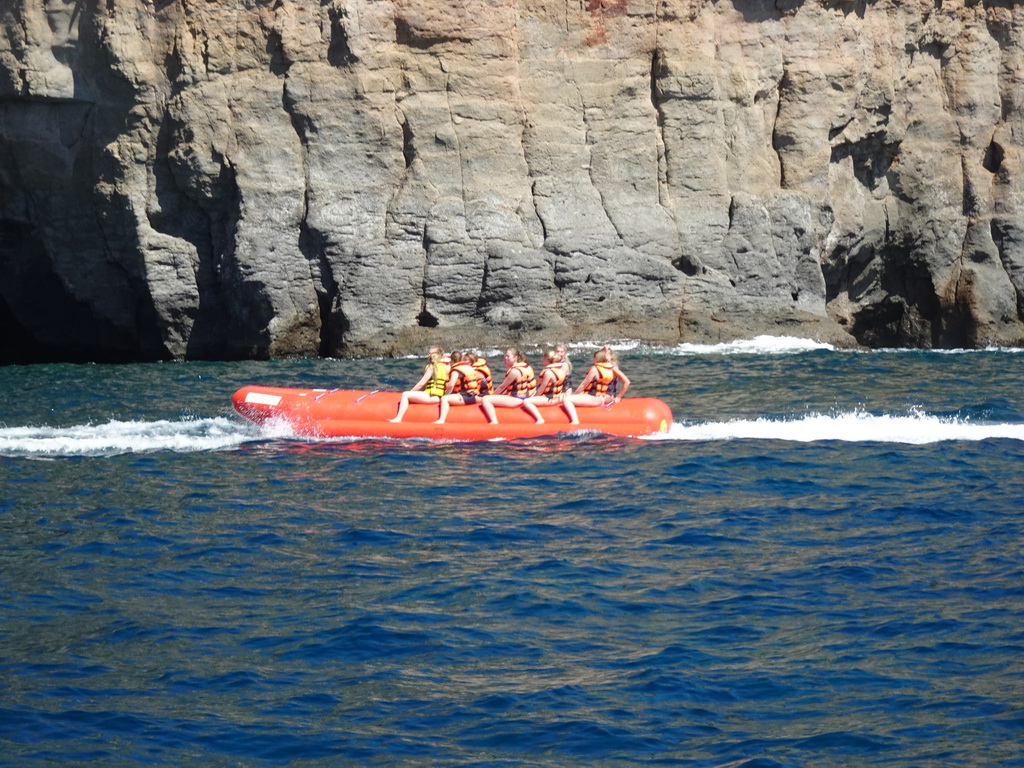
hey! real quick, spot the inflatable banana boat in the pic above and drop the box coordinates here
[233,386,673,441]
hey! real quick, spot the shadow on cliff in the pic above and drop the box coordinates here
[149,114,276,361]
[824,240,956,348]
[730,0,871,21]
[0,221,140,364]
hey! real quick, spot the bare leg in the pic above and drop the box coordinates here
[521,399,544,424]
[481,395,530,424]
[567,394,606,408]
[389,391,437,422]
[560,396,580,425]
[481,398,498,424]
[389,393,411,422]
[433,396,451,424]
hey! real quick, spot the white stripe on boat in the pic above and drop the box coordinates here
[245,392,282,406]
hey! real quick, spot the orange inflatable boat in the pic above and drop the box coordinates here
[232,386,673,441]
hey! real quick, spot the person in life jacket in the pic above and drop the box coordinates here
[479,348,538,424]
[554,343,573,392]
[564,346,630,412]
[600,344,621,397]
[521,348,580,424]
[388,347,450,422]
[434,351,487,423]
[472,355,494,395]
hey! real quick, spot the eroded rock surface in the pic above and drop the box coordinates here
[2,0,1023,361]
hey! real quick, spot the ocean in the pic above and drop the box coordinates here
[1,337,1022,766]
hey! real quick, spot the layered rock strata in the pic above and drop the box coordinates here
[1,0,1023,361]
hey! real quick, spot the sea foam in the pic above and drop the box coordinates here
[650,409,1024,444]
[0,417,258,457]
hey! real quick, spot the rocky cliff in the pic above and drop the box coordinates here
[2,0,1024,362]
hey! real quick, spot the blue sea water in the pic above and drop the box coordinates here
[2,337,1023,766]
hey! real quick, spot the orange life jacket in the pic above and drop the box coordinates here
[473,358,493,395]
[507,361,537,397]
[537,363,567,397]
[584,362,616,396]
[449,362,484,396]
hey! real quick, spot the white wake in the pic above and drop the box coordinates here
[649,410,1024,444]
[0,417,265,457]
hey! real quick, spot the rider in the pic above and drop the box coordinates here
[563,347,630,410]
[521,348,579,424]
[479,349,538,424]
[554,343,573,392]
[388,347,449,423]
[472,354,494,396]
[434,351,487,424]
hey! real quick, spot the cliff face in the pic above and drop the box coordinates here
[2,0,1023,361]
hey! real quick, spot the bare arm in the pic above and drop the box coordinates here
[574,367,597,395]
[494,368,522,396]
[444,370,461,396]
[410,365,433,392]
[534,369,555,397]
[612,367,630,401]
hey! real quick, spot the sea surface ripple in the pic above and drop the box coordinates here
[2,342,1023,766]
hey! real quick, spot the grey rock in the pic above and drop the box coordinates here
[2,0,1024,362]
